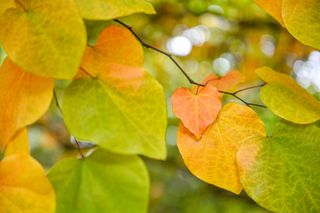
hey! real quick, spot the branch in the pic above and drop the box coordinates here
[53,90,85,159]
[113,19,267,109]
[114,19,204,87]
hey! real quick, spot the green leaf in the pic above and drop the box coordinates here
[48,149,149,213]
[75,0,155,20]
[282,0,320,50]
[61,72,167,160]
[237,123,320,213]
[0,0,86,79]
[256,67,320,124]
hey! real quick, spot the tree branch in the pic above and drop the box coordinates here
[113,19,267,109]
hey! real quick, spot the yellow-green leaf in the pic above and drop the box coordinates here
[62,26,167,159]
[177,103,266,194]
[237,123,320,212]
[282,0,320,50]
[0,0,86,79]
[75,0,155,20]
[0,154,55,213]
[48,149,148,213]
[0,59,54,148]
[256,67,320,124]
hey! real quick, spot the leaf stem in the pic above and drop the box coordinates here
[15,0,27,11]
[53,89,85,159]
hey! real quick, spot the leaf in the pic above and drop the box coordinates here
[256,67,320,124]
[75,0,155,20]
[237,123,320,212]
[0,154,55,213]
[62,26,167,160]
[0,59,54,148]
[4,128,29,158]
[48,149,149,213]
[177,103,266,194]
[171,84,222,139]
[203,70,245,91]
[0,0,14,16]
[0,0,86,79]
[282,0,320,50]
[255,0,284,25]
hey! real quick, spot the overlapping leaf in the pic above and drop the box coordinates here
[0,0,14,16]
[255,0,320,50]
[255,0,283,25]
[48,149,149,213]
[0,0,86,79]
[62,26,167,159]
[177,103,266,194]
[203,70,244,91]
[0,130,55,213]
[171,84,221,139]
[0,59,54,148]
[4,128,29,157]
[256,67,320,124]
[237,123,320,212]
[75,0,155,20]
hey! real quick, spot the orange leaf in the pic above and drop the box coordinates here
[255,0,284,26]
[79,25,144,78]
[0,59,54,148]
[0,154,55,212]
[177,103,266,194]
[171,84,222,139]
[203,70,244,91]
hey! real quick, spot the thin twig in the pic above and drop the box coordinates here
[114,19,267,109]
[233,83,266,94]
[114,19,205,87]
[53,89,85,159]
[80,67,95,79]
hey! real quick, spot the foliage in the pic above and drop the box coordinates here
[0,0,319,213]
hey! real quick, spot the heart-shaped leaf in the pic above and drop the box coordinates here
[237,123,320,212]
[177,103,266,194]
[172,84,222,138]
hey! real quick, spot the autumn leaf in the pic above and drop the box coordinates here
[177,103,266,194]
[75,0,155,20]
[0,59,54,149]
[48,149,148,213]
[202,70,244,91]
[0,0,86,79]
[0,154,55,213]
[171,84,222,139]
[282,0,320,50]
[0,0,14,16]
[237,123,320,212]
[4,128,29,158]
[256,67,320,124]
[62,26,167,159]
[255,0,284,25]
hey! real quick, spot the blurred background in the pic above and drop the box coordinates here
[2,0,319,212]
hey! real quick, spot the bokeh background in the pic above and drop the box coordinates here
[2,0,319,212]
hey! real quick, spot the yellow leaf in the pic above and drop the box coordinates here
[75,0,155,20]
[256,67,320,124]
[0,0,86,79]
[0,154,55,213]
[0,0,14,16]
[177,103,266,194]
[0,59,54,148]
[4,128,29,158]
[255,0,284,25]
